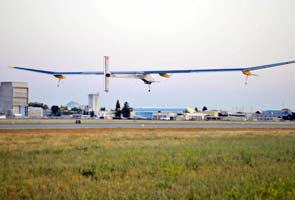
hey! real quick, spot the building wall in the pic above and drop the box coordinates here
[135,111,153,120]
[88,93,100,114]
[0,82,13,115]
[0,82,28,117]
[28,107,43,118]
[256,110,292,121]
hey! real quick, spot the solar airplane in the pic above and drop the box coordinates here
[9,56,295,92]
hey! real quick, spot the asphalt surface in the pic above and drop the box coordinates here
[1,122,295,129]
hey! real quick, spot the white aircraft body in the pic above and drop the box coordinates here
[9,56,295,92]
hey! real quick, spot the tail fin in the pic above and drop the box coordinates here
[103,56,110,92]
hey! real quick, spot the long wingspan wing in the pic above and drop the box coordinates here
[243,61,295,71]
[9,66,56,74]
[116,60,295,75]
[9,60,295,75]
[9,66,104,75]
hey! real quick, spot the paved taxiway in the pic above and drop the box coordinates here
[1,121,295,129]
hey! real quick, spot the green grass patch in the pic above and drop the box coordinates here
[0,129,295,199]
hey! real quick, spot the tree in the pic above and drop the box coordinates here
[194,107,199,112]
[202,106,208,112]
[83,110,89,115]
[60,106,69,115]
[122,102,133,118]
[51,105,61,116]
[255,111,261,114]
[283,112,295,121]
[114,100,121,119]
[90,111,95,118]
[29,102,48,110]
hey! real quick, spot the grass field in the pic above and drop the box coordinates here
[1,128,295,199]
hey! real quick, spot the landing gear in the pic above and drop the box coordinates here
[57,79,61,87]
[142,80,152,92]
[141,77,156,92]
[245,75,248,85]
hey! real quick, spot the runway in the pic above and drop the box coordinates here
[1,120,295,129]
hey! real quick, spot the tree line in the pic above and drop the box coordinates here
[28,101,295,121]
[114,100,133,119]
[29,100,133,119]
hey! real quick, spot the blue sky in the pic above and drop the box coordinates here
[0,0,294,112]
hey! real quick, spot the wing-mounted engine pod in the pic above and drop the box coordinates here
[54,74,66,79]
[53,74,66,87]
[242,70,253,76]
[242,70,255,85]
[159,73,172,78]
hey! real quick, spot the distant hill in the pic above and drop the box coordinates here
[66,101,80,109]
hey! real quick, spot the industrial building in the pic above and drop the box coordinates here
[133,107,220,121]
[133,107,185,120]
[256,109,293,121]
[0,82,29,117]
[28,107,43,118]
[88,93,100,114]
